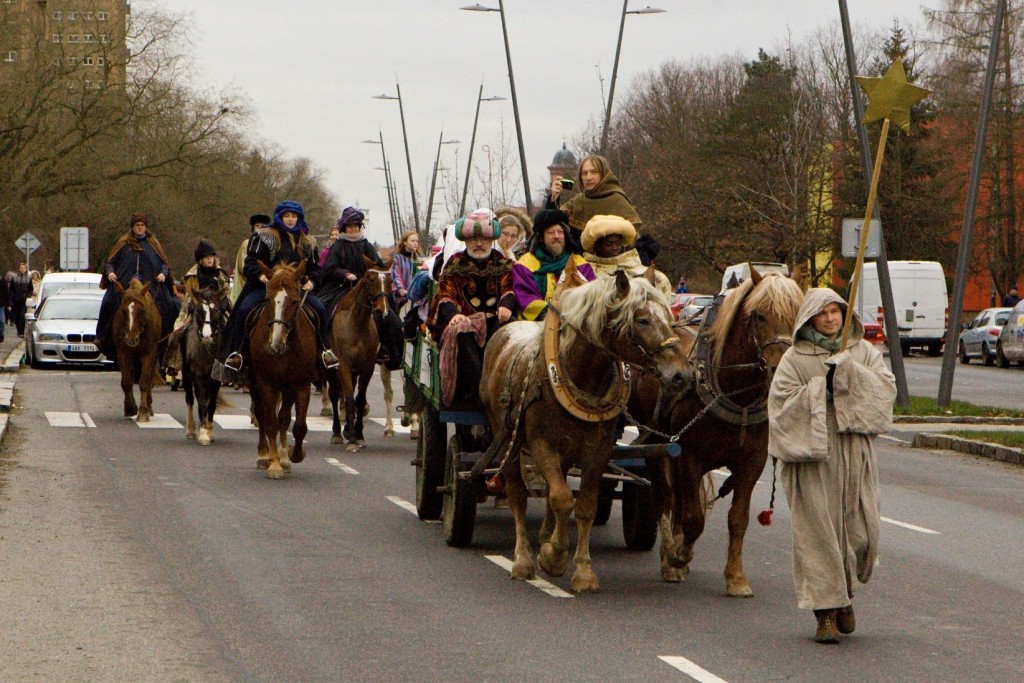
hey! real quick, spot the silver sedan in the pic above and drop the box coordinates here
[25,291,113,368]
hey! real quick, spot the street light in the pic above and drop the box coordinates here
[373,81,421,232]
[600,2,665,152]
[460,2,533,215]
[425,132,460,233]
[363,134,400,243]
[460,84,506,217]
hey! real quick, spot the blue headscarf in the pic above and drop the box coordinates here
[270,200,308,234]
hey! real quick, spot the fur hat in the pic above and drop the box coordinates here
[129,212,148,228]
[336,206,366,229]
[194,239,217,263]
[454,209,500,240]
[249,213,271,228]
[532,209,569,235]
[495,206,532,240]
[581,214,637,252]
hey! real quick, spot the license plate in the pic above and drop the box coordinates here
[66,343,97,352]
[898,329,911,337]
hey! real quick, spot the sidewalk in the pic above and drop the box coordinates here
[0,324,25,443]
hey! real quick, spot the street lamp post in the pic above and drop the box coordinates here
[363,133,400,243]
[460,84,506,217]
[375,164,400,243]
[600,3,665,153]
[425,131,460,232]
[373,81,421,232]
[460,2,533,215]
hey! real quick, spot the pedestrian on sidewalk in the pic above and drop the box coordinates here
[767,288,897,644]
[0,273,9,341]
[8,263,33,338]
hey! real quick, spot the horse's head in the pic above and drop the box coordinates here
[191,288,225,343]
[711,268,805,388]
[562,270,693,390]
[116,279,152,348]
[360,257,393,317]
[261,260,306,355]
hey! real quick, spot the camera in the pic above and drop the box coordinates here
[559,178,575,190]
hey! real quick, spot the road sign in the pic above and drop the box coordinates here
[15,231,40,255]
[60,227,90,271]
[841,219,881,258]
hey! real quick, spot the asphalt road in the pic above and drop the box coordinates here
[1,366,1022,682]
[895,353,1024,410]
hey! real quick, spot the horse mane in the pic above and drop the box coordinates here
[559,275,668,352]
[120,279,152,304]
[708,274,803,362]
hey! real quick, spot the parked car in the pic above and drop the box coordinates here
[996,300,1024,367]
[958,307,1012,366]
[33,272,102,317]
[25,290,112,368]
[862,320,887,348]
[671,293,714,321]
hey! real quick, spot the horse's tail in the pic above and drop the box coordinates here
[216,393,233,409]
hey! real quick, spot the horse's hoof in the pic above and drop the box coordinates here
[136,414,150,424]
[280,458,291,472]
[256,457,270,470]
[661,566,686,583]
[538,543,569,578]
[288,446,305,463]
[320,407,332,417]
[726,579,754,598]
[345,443,360,453]
[186,431,196,440]
[570,572,600,594]
[400,414,410,427]
[266,465,286,480]
[198,433,211,446]
[384,428,395,438]
[331,435,343,445]
[409,430,419,441]
[510,558,536,581]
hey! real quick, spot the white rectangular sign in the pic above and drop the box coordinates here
[60,227,90,271]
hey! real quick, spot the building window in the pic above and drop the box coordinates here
[68,34,80,44]
[97,11,108,20]
[83,34,95,43]
[99,34,109,44]
[68,56,79,65]
[83,57,94,65]
[97,56,105,66]
[52,10,62,20]
[3,51,17,63]
[83,11,94,20]
[52,34,62,43]
[67,11,77,20]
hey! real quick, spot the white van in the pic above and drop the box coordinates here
[720,262,789,293]
[858,261,947,356]
[33,272,102,317]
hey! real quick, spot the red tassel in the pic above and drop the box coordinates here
[757,509,773,526]
[486,473,505,495]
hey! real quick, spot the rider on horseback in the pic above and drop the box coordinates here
[219,200,338,375]
[164,239,231,376]
[317,206,385,313]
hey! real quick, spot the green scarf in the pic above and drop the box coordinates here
[531,246,570,298]
[798,324,842,354]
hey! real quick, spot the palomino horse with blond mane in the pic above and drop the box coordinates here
[633,268,804,596]
[482,270,692,594]
[246,261,320,479]
[112,279,163,421]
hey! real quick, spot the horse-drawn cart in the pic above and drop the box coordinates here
[402,328,677,549]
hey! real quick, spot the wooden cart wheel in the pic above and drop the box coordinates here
[443,435,477,547]
[621,482,657,551]
[415,405,446,520]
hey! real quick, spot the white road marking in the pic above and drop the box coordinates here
[369,417,411,434]
[45,411,95,428]
[134,413,182,429]
[881,516,940,535]
[658,656,729,682]
[710,468,762,486]
[213,415,257,430]
[387,495,419,515]
[484,555,575,599]
[325,458,359,474]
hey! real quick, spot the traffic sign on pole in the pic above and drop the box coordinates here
[15,231,40,271]
[60,227,90,271]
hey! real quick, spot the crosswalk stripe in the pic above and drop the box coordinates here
[134,413,183,429]
[484,555,575,599]
[368,417,411,434]
[45,411,95,428]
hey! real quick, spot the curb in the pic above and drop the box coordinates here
[0,341,24,373]
[895,415,1024,425]
[911,432,1024,466]
[0,342,21,443]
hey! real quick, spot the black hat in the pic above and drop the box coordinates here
[249,213,271,228]
[635,234,661,266]
[194,239,217,263]
[532,209,569,234]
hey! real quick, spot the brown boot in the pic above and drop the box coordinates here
[837,605,855,634]
[814,609,840,644]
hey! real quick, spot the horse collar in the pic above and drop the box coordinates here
[543,299,630,423]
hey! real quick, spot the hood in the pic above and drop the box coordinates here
[792,287,862,345]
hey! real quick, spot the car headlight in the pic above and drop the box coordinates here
[37,333,65,342]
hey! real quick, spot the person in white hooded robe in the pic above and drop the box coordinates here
[768,288,896,644]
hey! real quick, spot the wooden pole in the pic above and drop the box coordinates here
[841,118,890,351]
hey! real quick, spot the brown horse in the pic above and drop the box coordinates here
[247,261,319,479]
[327,262,392,452]
[481,271,692,594]
[637,269,804,596]
[112,279,163,421]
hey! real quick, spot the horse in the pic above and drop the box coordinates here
[327,262,392,452]
[112,279,163,422]
[636,268,804,596]
[182,288,227,445]
[247,261,320,479]
[481,270,693,594]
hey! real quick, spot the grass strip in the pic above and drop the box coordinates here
[894,396,1024,418]
[943,430,1024,449]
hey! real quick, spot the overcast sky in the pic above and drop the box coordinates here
[162,0,931,244]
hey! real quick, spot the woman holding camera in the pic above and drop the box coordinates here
[546,154,642,251]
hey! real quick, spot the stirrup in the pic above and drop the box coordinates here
[225,352,243,371]
[321,350,339,369]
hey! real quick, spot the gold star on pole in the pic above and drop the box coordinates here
[855,58,930,133]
